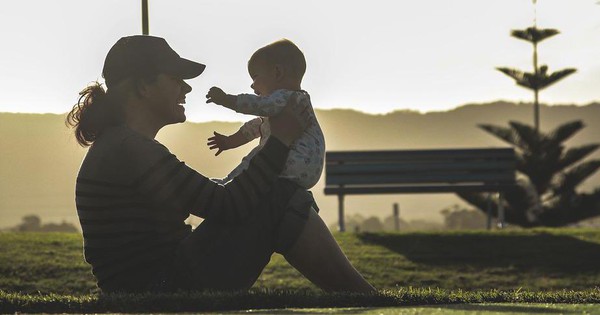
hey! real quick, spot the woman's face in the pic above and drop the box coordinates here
[144,74,192,126]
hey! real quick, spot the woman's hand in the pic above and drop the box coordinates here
[269,94,311,146]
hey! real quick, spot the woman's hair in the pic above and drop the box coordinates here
[66,82,125,147]
[66,75,160,147]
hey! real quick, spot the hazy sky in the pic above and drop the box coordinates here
[1,0,599,122]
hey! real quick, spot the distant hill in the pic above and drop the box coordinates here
[1,101,599,229]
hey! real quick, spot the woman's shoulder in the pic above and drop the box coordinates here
[98,125,135,142]
[82,126,173,181]
[92,125,169,156]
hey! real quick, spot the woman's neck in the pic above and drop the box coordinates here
[124,103,162,139]
[127,119,161,139]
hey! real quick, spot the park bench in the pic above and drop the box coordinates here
[324,148,517,231]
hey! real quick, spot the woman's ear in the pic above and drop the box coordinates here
[135,77,152,98]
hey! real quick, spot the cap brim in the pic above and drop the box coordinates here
[168,57,206,79]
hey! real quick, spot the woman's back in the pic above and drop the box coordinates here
[76,125,191,291]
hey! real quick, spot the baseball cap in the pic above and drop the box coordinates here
[102,35,205,89]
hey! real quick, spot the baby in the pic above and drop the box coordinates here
[206,39,325,189]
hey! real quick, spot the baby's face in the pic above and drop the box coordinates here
[248,59,278,97]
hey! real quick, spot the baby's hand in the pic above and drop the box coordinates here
[206,87,227,105]
[207,131,232,156]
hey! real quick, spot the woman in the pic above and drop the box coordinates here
[67,35,375,293]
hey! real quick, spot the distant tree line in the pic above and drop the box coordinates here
[4,215,78,232]
[328,205,492,232]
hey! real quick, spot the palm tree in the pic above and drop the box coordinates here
[458,120,600,227]
[497,27,576,132]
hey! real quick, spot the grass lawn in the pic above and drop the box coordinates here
[1,228,599,312]
[250,228,600,292]
[1,289,599,313]
[224,304,600,314]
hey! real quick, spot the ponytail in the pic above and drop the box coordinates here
[66,82,124,147]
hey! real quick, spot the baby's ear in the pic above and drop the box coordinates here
[274,64,286,81]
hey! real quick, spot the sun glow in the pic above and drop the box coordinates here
[0,0,598,122]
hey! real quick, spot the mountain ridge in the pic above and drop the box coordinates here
[1,101,599,229]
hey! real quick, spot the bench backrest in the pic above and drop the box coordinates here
[324,148,516,194]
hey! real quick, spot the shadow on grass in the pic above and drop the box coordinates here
[227,307,371,314]
[226,305,563,314]
[357,232,600,273]
[433,303,568,313]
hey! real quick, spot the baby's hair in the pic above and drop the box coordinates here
[249,39,306,80]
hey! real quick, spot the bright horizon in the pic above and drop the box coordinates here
[1,0,599,122]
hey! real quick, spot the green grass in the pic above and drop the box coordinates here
[248,304,600,315]
[259,228,600,291]
[1,229,600,312]
[1,289,600,313]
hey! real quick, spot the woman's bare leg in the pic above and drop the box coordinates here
[283,207,376,293]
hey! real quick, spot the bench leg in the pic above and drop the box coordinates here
[497,192,505,229]
[486,193,492,230]
[338,194,345,232]
[393,203,400,231]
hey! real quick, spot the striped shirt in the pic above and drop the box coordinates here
[75,125,288,291]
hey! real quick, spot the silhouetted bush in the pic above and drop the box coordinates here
[8,215,78,232]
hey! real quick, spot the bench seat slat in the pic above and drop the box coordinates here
[326,161,515,174]
[326,148,515,163]
[326,172,515,186]
[324,184,515,195]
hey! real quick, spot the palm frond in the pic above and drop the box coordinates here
[509,121,541,152]
[553,160,600,194]
[537,68,577,90]
[496,67,525,82]
[478,124,524,149]
[547,120,584,147]
[511,27,560,43]
[496,68,559,91]
[515,153,527,171]
[519,72,539,90]
[557,144,600,171]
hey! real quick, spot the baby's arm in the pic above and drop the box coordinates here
[234,90,291,116]
[207,87,294,117]
[207,131,247,156]
[207,118,262,156]
[206,87,237,108]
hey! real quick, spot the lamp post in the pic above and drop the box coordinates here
[142,0,149,35]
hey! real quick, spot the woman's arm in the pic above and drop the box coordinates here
[126,103,308,223]
[126,135,288,223]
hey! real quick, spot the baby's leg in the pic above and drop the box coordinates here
[283,208,376,293]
